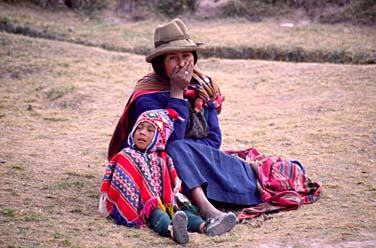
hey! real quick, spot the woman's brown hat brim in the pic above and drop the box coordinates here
[145,18,205,63]
[145,41,205,62]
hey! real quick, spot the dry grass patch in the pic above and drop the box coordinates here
[1,23,376,248]
[1,2,375,64]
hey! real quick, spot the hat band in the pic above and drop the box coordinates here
[154,34,191,48]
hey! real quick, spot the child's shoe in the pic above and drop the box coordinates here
[171,211,189,244]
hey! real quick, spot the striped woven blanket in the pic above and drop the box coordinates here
[226,147,322,220]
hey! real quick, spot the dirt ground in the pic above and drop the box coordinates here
[1,7,376,248]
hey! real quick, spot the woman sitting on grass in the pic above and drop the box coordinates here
[107,18,321,228]
[107,18,260,228]
[107,18,260,224]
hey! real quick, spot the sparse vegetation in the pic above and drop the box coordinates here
[0,1,375,247]
[157,0,197,17]
[0,2,375,64]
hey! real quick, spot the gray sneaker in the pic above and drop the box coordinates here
[172,211,189,244]
[205,212,237,236]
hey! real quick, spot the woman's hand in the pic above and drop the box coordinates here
[170,61,193,99]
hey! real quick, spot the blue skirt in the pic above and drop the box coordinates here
[166,140,261,206]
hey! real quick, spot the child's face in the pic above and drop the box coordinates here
[133,121,156,152]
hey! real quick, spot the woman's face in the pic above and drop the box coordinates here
[133,122,156,152]
[163,51,194,78]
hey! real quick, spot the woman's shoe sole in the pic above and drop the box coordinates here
[206,212,237,236]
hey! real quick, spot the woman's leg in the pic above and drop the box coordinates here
[167,140,261,206]
[190,187,237,236]
[190,186,224,219]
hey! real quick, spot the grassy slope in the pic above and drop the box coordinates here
[1,2,376,248]
[1,2,376,63]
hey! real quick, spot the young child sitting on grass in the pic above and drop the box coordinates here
[99,109,234,244]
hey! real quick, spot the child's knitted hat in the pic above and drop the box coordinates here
[128,109,182,152]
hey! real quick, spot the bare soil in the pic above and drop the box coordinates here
[0,3,376,248]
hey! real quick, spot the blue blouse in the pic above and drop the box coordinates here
[128,92,222,149]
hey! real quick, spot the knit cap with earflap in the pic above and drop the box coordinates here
[127,109,183,153]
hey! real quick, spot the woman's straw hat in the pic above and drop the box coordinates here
[145,18,205,63]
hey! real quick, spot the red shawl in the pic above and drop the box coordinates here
[107,73,170,161]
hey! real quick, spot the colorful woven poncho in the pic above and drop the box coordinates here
[99,109,183,227]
